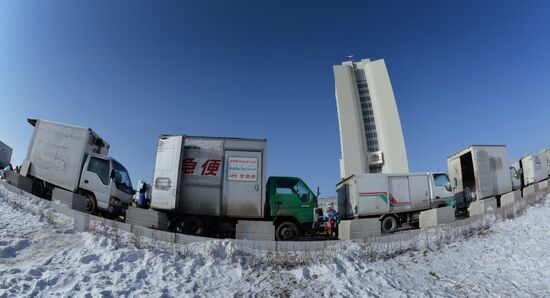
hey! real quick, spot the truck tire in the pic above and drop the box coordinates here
[31,179,44,198]
[276,221,299,241]
[381,216,398,234]
[84,193,98,214]
[181,216,206,236]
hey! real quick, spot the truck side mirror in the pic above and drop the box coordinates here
[110,170,115,180]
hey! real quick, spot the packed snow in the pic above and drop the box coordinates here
[1,183,549,297]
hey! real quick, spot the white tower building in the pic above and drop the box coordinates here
[333,58,409,179]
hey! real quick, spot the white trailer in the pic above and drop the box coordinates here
[336,172,455,233]
[151,135,268,235]
[519,152,548,186]
[0,140,12,169]
[151,135,267,217]
[447,145,513,214]
[20,119,134,214]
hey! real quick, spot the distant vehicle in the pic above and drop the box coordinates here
[448,145,514,212]
[520,152,548,186]
[542,148,550,177]
[0,140,12,169]
[336,172,455,233]
[150,135,322,241]
[19,119,134,215]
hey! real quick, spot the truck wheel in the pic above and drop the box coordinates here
[381,216,398,234]
[31,180,44,198]
[84,193,98,214]
[181,216,206,236]
[276,221,299,241]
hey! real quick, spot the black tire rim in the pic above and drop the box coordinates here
[85,196,96,214]
[383,218,396,233]
[280,225,296,241]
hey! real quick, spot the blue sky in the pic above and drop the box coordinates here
[1,1,549,195]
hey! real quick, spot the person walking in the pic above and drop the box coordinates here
[137,182,149,209]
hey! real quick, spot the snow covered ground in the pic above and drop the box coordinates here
[1,183,549,297]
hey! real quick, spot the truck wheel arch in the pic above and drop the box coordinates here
[274,217,301,229]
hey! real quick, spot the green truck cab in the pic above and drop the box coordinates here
[266,176,319,241]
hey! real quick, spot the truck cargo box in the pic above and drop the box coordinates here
[0,140,12,168]
[25,119,109,192]
[151,135,267,219]
[520,152,548,185]
[337,172,453,219]
[448,145,513,202]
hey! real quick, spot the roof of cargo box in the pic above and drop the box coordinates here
[160,134,267,142]
[448,144,507,158]
[27,118,110,148]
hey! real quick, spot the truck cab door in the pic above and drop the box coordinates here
[79,155,112,210]
[271,177,313,223]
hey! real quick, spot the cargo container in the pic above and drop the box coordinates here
[447,145,513,213]
[336,172,455,233]
[150,135,320,241]
[0,140,12,168]
[518,152,549,186]
[540,148,550,177]
[20,119,134,214]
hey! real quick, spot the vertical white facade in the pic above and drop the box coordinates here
[333,58,409,179]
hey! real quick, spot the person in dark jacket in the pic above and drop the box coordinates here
[137,183,149,209]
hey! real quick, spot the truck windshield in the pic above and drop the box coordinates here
[293,181,311,202]
[434,173,452,192]
[112,160,133,195]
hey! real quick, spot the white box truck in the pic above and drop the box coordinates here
[517,152,549,186]
[151,135,321,240]
[336,172,455,233]
[542,148,550,177]
[20,119,134,214]
[0,140,12,168]
[447,145,513,213]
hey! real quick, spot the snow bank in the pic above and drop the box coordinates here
[1,184,549,296]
